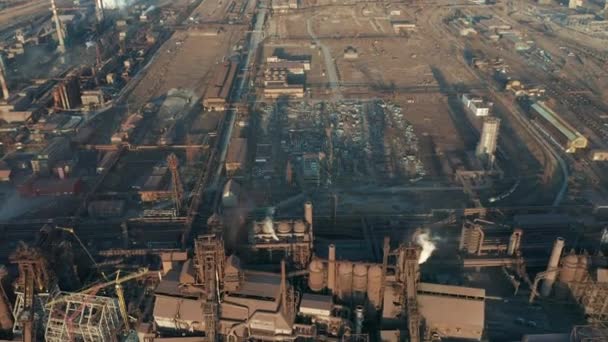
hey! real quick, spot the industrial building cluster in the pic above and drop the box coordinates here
[1,0,608,341]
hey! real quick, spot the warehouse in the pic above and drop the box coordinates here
[225,138,247,176]
[530,101,588,153]
[203,61,238,111]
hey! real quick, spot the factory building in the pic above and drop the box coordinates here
[475,117,500,168]
[590,149,608,161]
[262,56,308,99]
[262,68,305,99]
[225,138,248,176]
[203,61,238,111]
[462,94,491,117]
[530,101,588,153]
[417,283,485,341]
[31,137,72,175]
[139,165,171,202]
[459,219,523,256]
[52,76,81,110]
[248,202,314,268]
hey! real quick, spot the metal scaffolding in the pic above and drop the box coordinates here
[194,234,225,341]
[568,278,608,322]
[44,293,121,342]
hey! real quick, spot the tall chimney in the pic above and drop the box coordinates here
[0,56,9,101]
[280,259,287,314]
[51,0,66,53]
[328,244,336,291]
[541,237,565,297]
[95,0,105,25]
[304,201,313,227]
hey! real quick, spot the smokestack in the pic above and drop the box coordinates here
[541,237,565,297]
[95,0,105,25]
[0,56,9,101]
[354,305,364,335]
[51,0,66,54]
[507,228,523,256]
[280,259,287,314]
[328,244,336,291]
[304,201,313,227]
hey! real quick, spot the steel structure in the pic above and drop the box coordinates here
[397,246,421,342]
[167,153,185,215]
[194,234,225,341]
[10,244,56,342]
[45,293,120,342]
[44,268,149,340]
[567,279,608,322]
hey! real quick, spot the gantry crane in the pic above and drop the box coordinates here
[167,153,185,216]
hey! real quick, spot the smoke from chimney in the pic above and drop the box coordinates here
[415,230,436,264]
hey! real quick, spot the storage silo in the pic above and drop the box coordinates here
[338,262,353,299]
[367,265,383,310]
[559,252,578,283]
[308,259,325,292]
[304,201,313,227]
[277,221,292,234]
[575,254,588,282]
[353,264,368,293]
[293,220,307,234]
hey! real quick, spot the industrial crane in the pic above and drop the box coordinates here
[167,153,185,216]
[80,268,150,330]
[45,267,150,335]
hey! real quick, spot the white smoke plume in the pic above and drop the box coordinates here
[262,216,279,241]
[416,230,436,264]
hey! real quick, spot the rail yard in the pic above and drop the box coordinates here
[1,0,608,341]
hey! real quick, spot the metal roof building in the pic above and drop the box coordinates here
[530,101,588,153]
[417,283,485,341]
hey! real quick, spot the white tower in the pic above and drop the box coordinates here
[476,117,501,168]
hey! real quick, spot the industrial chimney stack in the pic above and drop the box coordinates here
[0,56,9,101]
[541,237,565,297]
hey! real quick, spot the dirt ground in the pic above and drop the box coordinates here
[127,27,242,109]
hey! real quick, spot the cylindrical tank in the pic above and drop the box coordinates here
[367,265,383,309]
[328,244,336,291]
[541,237,565,297]
[559,252,578,283]
[0,265,14,332]
[293,220,307,233]
[308,259,325,292]
[338,262,353,299]
[304,201,313,227]
[277,221,292,234]
[353,264,368,293]
[575,255,588,282]
[354,306,364,335]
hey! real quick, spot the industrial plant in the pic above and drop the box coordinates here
[1,0,608,341]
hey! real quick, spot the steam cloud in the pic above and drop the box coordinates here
[262,216,279,241]
[416,230,436,264]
